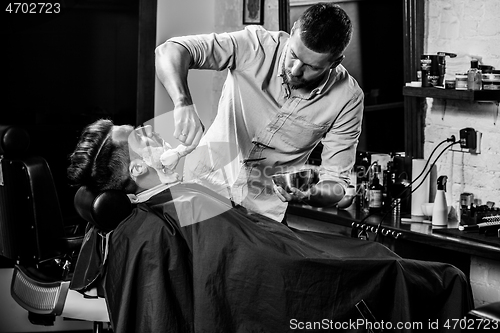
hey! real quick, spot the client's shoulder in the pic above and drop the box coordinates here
[146,183,236,228]
[149,183,233,206]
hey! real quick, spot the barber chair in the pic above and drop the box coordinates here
[467,302,500,331]
[0,124,83,268]
[0,124,116,332]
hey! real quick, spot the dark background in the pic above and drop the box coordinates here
[3,0,140,219]
[3,0,405,220]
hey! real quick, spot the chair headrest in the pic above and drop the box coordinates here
[74,187,133,232]
[0,125,30,155]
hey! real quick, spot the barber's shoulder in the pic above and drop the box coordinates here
[334,65,363,93]
[235,25,285,46]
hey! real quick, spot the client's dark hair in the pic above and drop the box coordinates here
[297,2,352,58]
[68,119,133,192]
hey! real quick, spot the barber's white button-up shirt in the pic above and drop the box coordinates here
[169,25,364,222]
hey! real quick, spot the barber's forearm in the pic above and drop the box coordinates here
[305,180,345,207]
[155,41,193,108]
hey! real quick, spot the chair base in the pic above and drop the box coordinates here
[28,312,56,326]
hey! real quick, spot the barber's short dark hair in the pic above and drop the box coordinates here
[68,119,132,192]
[297,2,352,57]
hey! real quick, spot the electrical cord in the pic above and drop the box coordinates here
[401,138,453,192]
[372,139,460,241]
[353,137,459,241]
[359,137,452,224]
[393,138,458,205]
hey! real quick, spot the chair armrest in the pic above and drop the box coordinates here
[469,302,500,322]
[57,234,84,254]
[11,265,69,316]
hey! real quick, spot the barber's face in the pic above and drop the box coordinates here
[283,26,339,90]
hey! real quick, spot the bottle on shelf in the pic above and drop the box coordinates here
[467,59,482,91]
[368,164,383,213]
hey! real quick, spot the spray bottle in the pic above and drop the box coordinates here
[432,175,448,226]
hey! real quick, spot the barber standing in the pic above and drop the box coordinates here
[155,2,363,223]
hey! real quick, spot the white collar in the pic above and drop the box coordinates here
[127,181,180,204]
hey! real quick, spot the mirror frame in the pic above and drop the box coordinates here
[403,0,425,161]
[279,0,290,32]
[136,0,158,125]
[277,0,424,163]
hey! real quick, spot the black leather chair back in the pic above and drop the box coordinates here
[0,124,67,263]
[74,186,132,232]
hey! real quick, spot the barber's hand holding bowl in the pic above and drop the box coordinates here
[272,169,318,203]
[274,184,311,203]
[336,186,356,209]
[336,195,355,209]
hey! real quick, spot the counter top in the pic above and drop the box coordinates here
[287,204,500,261]
[402,86,500,102]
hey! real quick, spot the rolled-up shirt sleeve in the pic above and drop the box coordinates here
[167,32,235,71]
[167,26,269,72]
[319,89,364,190]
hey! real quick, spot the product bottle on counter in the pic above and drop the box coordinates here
[355,152,370,212]
[355,152,370,185]
[467,59,482,91]
[358,181,370,212]
[368,165,383,213]
[432,175,448,226]
[383,161,396,211]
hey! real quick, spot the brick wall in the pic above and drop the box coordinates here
[423,0,500,307]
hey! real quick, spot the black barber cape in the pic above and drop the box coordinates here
[71,183,473,333]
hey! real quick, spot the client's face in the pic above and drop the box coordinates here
[129,125,164,153]
[108,125,160,151]
[110,125,182,185]
[109,125,134,144]
[109,125,165,157]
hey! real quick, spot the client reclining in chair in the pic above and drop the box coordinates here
[67,119,473,333]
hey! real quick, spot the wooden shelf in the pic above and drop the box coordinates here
[402,86,500,102]
[364,101,404,113]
